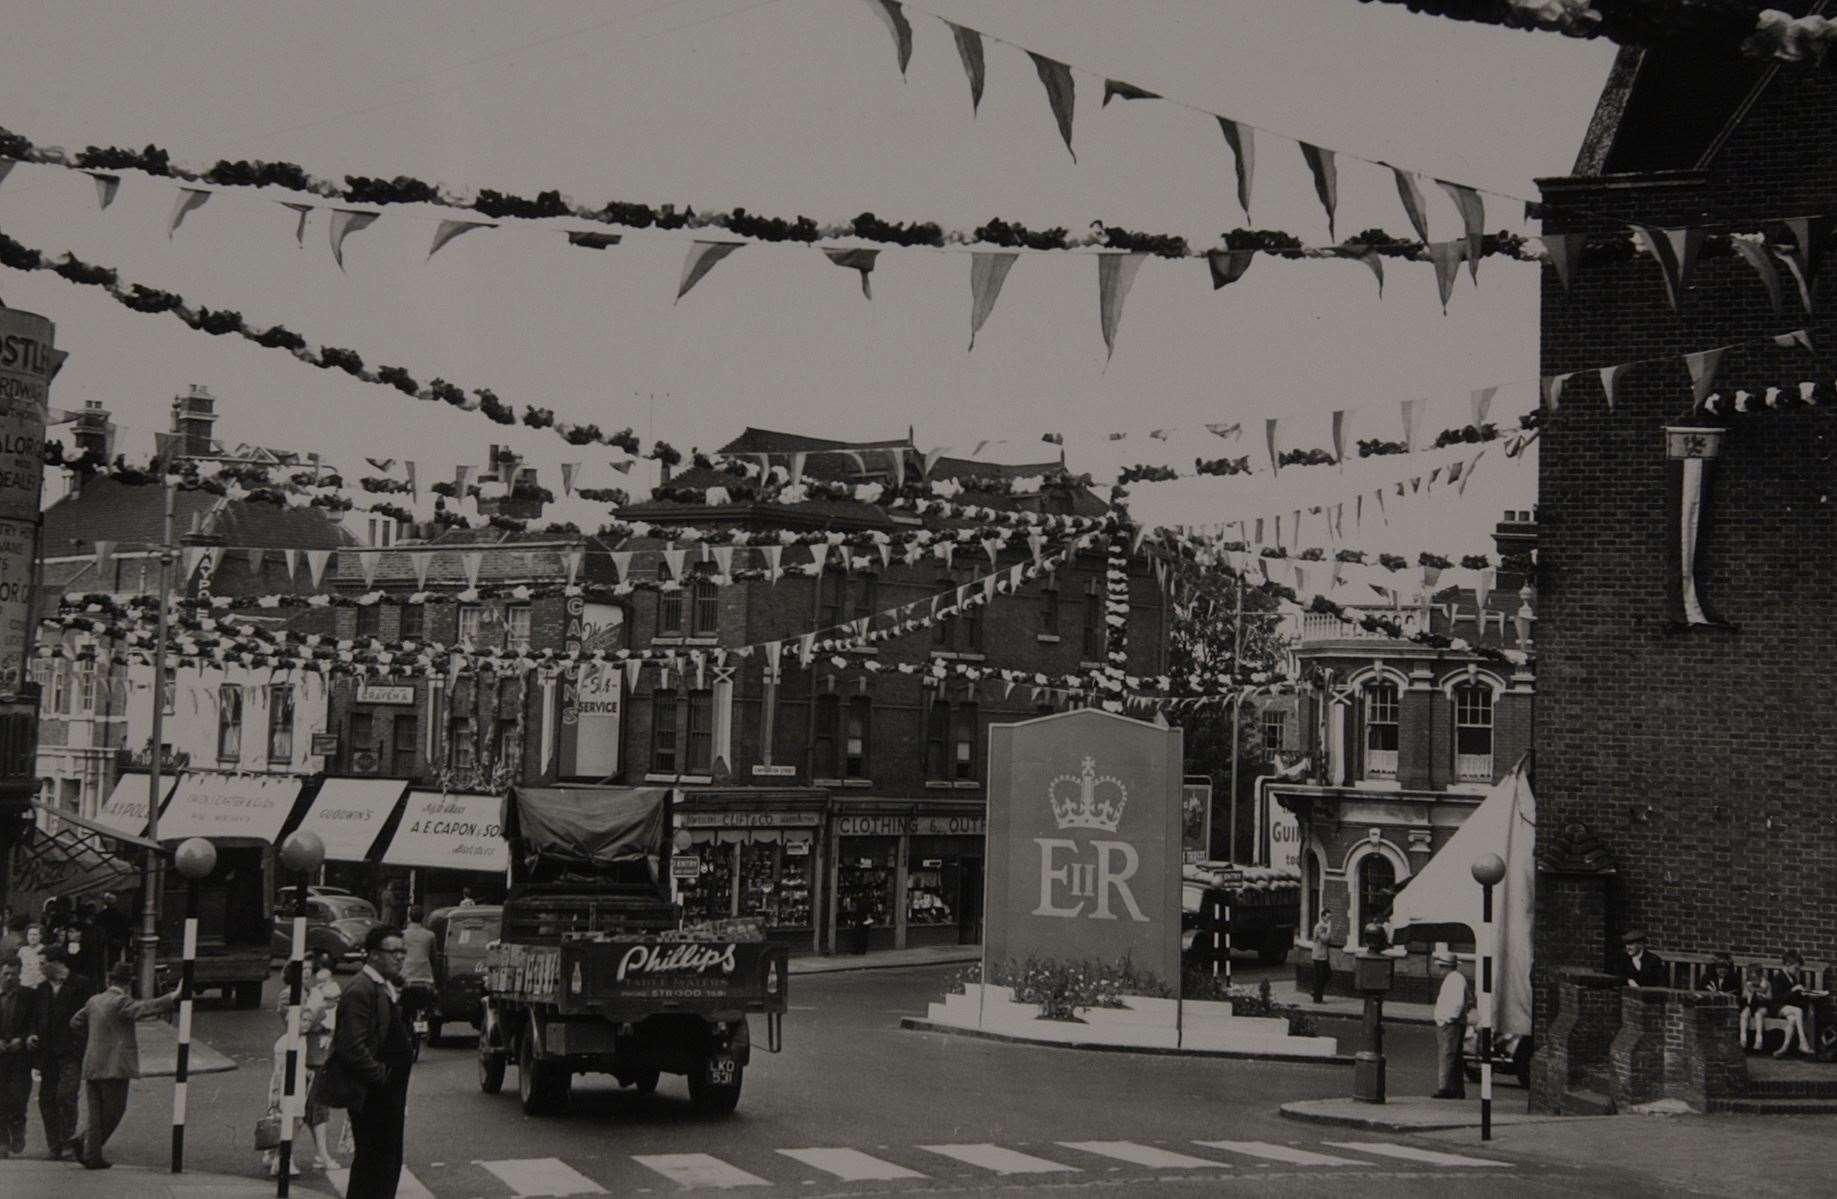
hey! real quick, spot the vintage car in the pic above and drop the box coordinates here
[419,904,503,1042]
[271,894,381,967]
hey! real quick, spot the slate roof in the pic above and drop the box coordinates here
[40,478,353,557]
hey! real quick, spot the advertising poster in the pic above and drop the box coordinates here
[559,599,625,778]
[1181,776,1212,864]
[0,309,54,691]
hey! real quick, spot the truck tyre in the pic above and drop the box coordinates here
[518,1030,569,1115]
[478,1041,506,1094]
[688,1056,743,1116]
[630,1067,660,1096]
[234,980,264,1009]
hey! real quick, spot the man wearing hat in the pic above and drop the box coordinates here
[1618,930,1668,989]
[28,944,91,1159]
[67,961,179,1169]
[1430,950,1471,1099]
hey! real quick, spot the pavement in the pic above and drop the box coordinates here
[136,1018,238,1077]
[1262,977,1437,1026]
[0,1160,316,1199]
[789,942,981,974]
[1281,1096,1572,1131]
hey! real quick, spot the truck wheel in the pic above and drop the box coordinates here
[478,1042,506,1094]
[687,1057,743,1116]
[518,1032,569,1115]
[630,1067,660,1096]
[233,980,264,1009]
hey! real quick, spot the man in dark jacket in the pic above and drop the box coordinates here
[1617,930,1668,988]
[318,926,414,1199]
[0,960,35,1156]
[29,945,91,1159]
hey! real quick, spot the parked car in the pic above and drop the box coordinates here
[419,905,502,1043]
[271,895,382,967]
[1464,1027,1534,1088]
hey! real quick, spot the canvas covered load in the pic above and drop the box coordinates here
[503,786,671,886]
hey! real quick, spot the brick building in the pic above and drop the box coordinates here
[1270,512,1536,1001]
[1530,46,1837,1109]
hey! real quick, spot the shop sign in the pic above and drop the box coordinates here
[563,596,624,655]
[670,856,701,880]
[921,858,943,868]
[833,814,986,837]
[558,632,623,778]
[751,764,797,778]
[784,840,811,857]
[310,733,340,756]
[356,683,416,705]
[984,710,1183,984]
[1268,799,1302,872]
[1183,849,1207,865]
[679,811,820,829]
[1181,777,1212,861]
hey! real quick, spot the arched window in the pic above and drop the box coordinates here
[1356,852,1396,935]
[1363,681,1399,779]
[1453,683,1494,781]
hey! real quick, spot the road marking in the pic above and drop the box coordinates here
[477,1157,609,1195]
[1193,1141,1365,1167]
[920,1143,1080,1175]
[327,1165,437,1198]
[1324,1142,1511,1168]
[632,1153,772,1188]
[777,1147,925,1181]
[1057,1141,1223,1169]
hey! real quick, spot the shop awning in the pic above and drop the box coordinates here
[158,772,305,844]
[6,825,139,912]
[292,778,410,862]
[93,772,177,839]
[381,791,509,873]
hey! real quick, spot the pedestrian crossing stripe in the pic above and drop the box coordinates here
[1058,1141,1224,1169]
[1193,1140,1367,1166]
[327,1164,437,1198]
[476,1157,607,1195]
[918,1143,1081,1174]
[632,1152,772,1188]
[777,1147,926,1180]
[1322,1141,1510,1168]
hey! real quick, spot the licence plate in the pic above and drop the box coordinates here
[707,1055,736,1086]
[412,1018,429,1035]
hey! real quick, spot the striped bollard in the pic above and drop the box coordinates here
[1223,897,1232,994]
[1211,899,1220,980]
[277,833,325,1197]
[1471,853,1506,1144]
[171,838,216,1174]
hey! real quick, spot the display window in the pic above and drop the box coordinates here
[738,837,815,929]
[906,858,954,927]
[678,840,735,922]
[837,837,898,928]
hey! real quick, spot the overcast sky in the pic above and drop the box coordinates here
[0,0,1614,551]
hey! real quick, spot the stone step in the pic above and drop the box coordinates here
[1549,1087,1616,1116]
[1746,1078,1837,1099]
[1708,1096,1837,1114]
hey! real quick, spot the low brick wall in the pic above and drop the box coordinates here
[1530,967,1620,1112]
[1611,986,1670,1107]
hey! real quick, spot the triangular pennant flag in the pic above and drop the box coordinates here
[327,208,380,271]
[1352,250,1383,296]
[305,549,331,589]
[1664,226,1706,293]
[1428,240,1466,311]
[1772,328,1813,353]
[461,550,484,590]
[1028,52,1077,162]
[245,546,264,575]
[1390,167,1431,244]
[623,658,644,691]
[358,551,379,589]
[1102,79,1159,105]
[762,544,784,580]
[567,230,621,249]
[1330,410,1348,464]
[0,160,14,191]
[1216,119,1254,219]
[712,545,735,575]
[1437,180,1485,280]
[1097,252,1147,362]
[561,547,584,586]
[877,541,893,570]
[676,240,743,302]
[1541,231,1583,291]
[789,451,808,486]
[428,218,494,259]
[1399,398,1420,451]
[1205,248,1255,290]
[1730,238,1786,316]
[168,186,211,238]
[1684,346,1729,412]
[662,546,688,581]
[1474,567,1495,616]
[86,172,120,211]
[1783,215,1829,299]
[865,0,913,76]
[403,461,417,496]
[1598,362,1633,412]
[1470,386,1497,429]
[947,21,985,113]
[609,551,633,582]
[1542,371,1574,414]
[46,349,68,384]
[278,201,313,246]
[1631,226,1684,310]
[1298,142,1338,239]
[807,543,829,577]
[454,464,475,494]
[559,463,579,496]
[411,550,432,590]
[1265,417,1281,475]
[822,247,880,299]
[284,548,298,579]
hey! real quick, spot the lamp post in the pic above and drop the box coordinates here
[138,479,177,1001]
[1471,852,1507,1142]
[276,831,325,1197]
[1351,922,1394,1103]
[170,836,216,1174]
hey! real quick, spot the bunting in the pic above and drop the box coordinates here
[1103,79,1159,104]
[167,187,211,238]
[866,0,914,77]
[561,548,583,586]
[1684,346,1729,411]
[461,551,484,590]
[1470,386,1497,428]
[1541,231,1583,291]
[358,550,380,589]
[1731,238,1785,316]
[428,218,495,259]
[676,240,743,302]
[1217,119,1254,220]
[327,208,379,271]
[559,463,578,496]
[1298,142,1338,239]
[1097,251,1146,361]
[1631,226,1686,310]
[1428,240,1465,310]
[87,172,120,211]
[1437,181,1485,280]
[1391,167,1431,244]
[1205,249,1255,290]
[305,549,331,589]
[1265,417,1281,475]
[823,247,880,298]
[1598,362,1632,411]
[411,550,432,590]
[961,249,1021,351]
[1028,52,1077,161]
[948,22,985,113]
[280,201,312,245]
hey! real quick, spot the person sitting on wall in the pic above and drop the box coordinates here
[1701,952,1742,996]
[1740,964,1773,1051]
[1616,930,1667,988]
[1763,950,1816,1058]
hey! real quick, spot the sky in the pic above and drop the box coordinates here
[0,0,1616,553]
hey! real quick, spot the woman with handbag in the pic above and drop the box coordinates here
[260,955,340,1175]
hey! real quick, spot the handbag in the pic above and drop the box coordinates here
[254,1106,283,1151]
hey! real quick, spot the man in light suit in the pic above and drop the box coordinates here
[68,961,179,1169]
[317,926,414,1199]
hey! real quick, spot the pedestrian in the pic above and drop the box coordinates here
[0,914,24,968]
[16,924,45,988]
[1616,930,1667,988]
[1430,950,1471,1100]
[1309,913,1335,1003]
[0,961,35,1157]
[68,960,180,1169]
[262,954,339,1177]
[458,889,475,908]
[1701,952,1742,997]
[29,943,91,1160]
[315,927,414,1199]
[92,895,130,975]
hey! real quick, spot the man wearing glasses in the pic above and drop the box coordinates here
[316,927,414,1198]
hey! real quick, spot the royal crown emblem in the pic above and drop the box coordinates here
[1049,756,1128,832]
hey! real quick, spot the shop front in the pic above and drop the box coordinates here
[828,801,985,955]
[672,787,828,954]
[376,790,511,912]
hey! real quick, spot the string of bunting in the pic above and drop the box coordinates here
[1347,1,1837,64]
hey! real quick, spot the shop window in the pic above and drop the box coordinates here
[837,839,896,935]
[1454,683,1494,781]
[1356,853,1397,932]
[1039,579,1060,635]
[739,839,813,928]
[392,714,417,777]
[398,601,424,643]
[267,684,295,763]
[355,603,381,640]
[217,684,243,761]
[1363,681,1399,779]
[813,694,839,779]
[952,703,978,782]
[505,604,532,653]
[658,588,683,636]
[1262,711,1285,754]
[678,842,734,920]
[690,577,719,638]
[845,696,870,779]
[1082,579,1103,659]
[457,603,485,648]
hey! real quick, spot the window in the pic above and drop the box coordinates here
[952,703,978,781]
[690,578,719,638]
[1039,580,1060,635]
[49,665,67,714]
[217,684,243,760]
[1454,683,1494,781]
[686,691,713,774]
[813,694,839,779]
[355,603,381,640]
[350,712,374,770]
[447,717,476,772]
[932,579,954,647]
[398,602,424,643]
[1363,681,1399,779]
[457,603,484,648]
[651,689,680,772]
[1262,711,1285,754]
[392,714,417,777]
[963,584,984,652]
[76,667,97,713]
[267,684,295,763]
[819,574,845,630]
[925,697,949,778]
[849,575,879,626]
[495,718,520,765]
[845,696,870,778]
[651,689,713,775]
[1357,853,1397,930]
[504,604,532,653]
[1082,579,1103,659]
[658,588,683,636]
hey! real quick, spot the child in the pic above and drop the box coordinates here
[1740,964,1771,1051]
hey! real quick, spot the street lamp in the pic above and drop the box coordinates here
[1471,852,1507,1142]
[276,830,325,1197]
[1351,921,1394,1103]
[170,837,216,1174]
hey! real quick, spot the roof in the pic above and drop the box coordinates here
[39,478,353,556]
[720,427,911,456]
[1571,45,1775,177]
[332,527,619,587]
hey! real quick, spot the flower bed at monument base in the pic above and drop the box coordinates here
[923,983,1341,1057]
